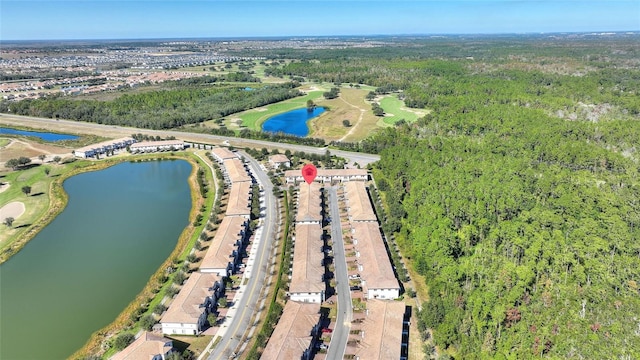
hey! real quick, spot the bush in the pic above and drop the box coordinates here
[140,314,157,331]
[114,333,135,350]
[173,271,186,285]
[154,303,167,315]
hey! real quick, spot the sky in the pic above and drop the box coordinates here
[1,1,639,40]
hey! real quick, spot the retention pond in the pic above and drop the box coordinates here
[0,159,192,360]
[261,107,325,137]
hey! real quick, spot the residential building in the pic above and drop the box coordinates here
[223,158,252,183]
[269,154,291,169]
[295,182,323,224]
[262,301,323,360]
[285,169,368,184]
[74,137,136,158]
[289,223,325,303]
[353,300,406,360]
[210,147,237,163]
[110,331,174,360]
[225,181,252,217]
[200,216,249,276]
[160,272,221,335]
[343,182,377,222]
[129,140,185,153]
[351,222,400,300]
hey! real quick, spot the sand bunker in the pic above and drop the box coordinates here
[0,182,9,193]
[0,201,25,220]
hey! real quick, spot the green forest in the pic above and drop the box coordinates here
[0,79,301,129]
[324,38,639,358]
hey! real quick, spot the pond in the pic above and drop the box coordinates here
[0,127,79,141]
[0,160,193,360]
[261,107,326,137]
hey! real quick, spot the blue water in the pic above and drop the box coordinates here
[0,160,192,360]
[0,127,79,141]
[262,107,326,137]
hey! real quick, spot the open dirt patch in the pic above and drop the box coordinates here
[0,139,70,163]
[0,201,26,220]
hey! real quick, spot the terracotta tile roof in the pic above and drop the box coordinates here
[210,147,237,161]
[344,182,377,222]
[225,181,252,217]
[269,154,290,163]
[110,331,172,360]
[200,216,247,272]
[295,182,323,223]
[223,158,251,183]
[290,223,325,294]
[351,222,399,291]
[262,301,321,360]
[354,300,405,359]
[160,272,219,324]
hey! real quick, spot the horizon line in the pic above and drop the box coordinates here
[3,30,639,43]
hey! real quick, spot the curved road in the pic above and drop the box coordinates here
[0,114,380,166]
[205,151,277,360]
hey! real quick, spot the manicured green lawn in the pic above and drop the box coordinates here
[379,95,429,125]
[234,90,325,130]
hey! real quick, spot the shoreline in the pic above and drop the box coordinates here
[69,152,209,359]
[0,151,209,360]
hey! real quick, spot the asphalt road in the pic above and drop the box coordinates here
[206,152,277,360]
[326,186,352,359]
[0,114,380,166]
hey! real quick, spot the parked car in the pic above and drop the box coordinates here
[321,328,333,333]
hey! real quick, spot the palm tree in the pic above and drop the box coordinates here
[21,185,32,196]
[3,217,14,227]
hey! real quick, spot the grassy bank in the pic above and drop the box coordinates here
[0,158,117,263]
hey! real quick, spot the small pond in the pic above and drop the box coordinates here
[0,127,79,141]
[261,107,325,137]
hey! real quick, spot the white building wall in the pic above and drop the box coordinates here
[161,322,198,336]
[290,292,323,303]
[199,267,228,276]
[367,288,400,300]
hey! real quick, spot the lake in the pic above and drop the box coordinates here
[0,160,193,360]
[261,107,325,137]
[0,127,79,141]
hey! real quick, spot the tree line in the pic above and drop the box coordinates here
[0,82,302,130]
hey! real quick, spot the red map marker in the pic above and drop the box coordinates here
[302,163,317,184]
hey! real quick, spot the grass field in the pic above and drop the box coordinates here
[213,90,326,131]
[326,87,384,142]
[0,160,83,262]
[379,94,430,125]
[0,138,9,147]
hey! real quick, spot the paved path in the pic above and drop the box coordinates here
[326,186,352,359]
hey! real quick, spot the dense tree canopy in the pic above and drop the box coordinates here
[1,82,301,129]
